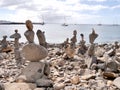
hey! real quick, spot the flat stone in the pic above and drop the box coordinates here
[34,88,45,90]
[81,74,96,80]
[53,83,65,90]
[36,78,53,87]
[113,77,120,89]
[103,72,117,79]
[22,43,48,61]
[4,83,36,90]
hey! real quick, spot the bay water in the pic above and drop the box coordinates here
[0,24,120,44]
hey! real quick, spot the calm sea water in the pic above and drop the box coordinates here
[0,24,120,44]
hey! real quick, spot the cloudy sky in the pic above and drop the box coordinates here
[0,0,120,24]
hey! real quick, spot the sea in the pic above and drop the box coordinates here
[0,24,120,44]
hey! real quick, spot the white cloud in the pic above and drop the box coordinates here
[0,0,118,24]
[87,0,106,2]
[112,5,120,9]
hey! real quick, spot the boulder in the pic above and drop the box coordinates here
[17,62,45,83]
[22,43,48,61]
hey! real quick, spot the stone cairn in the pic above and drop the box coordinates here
[10,29,23,66]
[70,30,77,48]
[36,30,47,48]
[64,30,77,59]
[86,28,98,69]
[16,20,53,87]
[78,33,87,55]
[62,38,69,48]
[0,35,12,53]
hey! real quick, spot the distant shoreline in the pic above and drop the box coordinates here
[0,23,120,26]
[0,22,44,25]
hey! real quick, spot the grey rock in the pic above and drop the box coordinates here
[36,79,53,87]
[1,35,8,49]
[106,59,118,72]
[87,44,95,56]
[17,62,45,83]
[22,43,48,62]
[24,30,35,43]
[36,30,47,48]
[25,20,34,43]
[85,56,97,69]
[0,54,4,60]
[0,83,5,90]
[113,77,120,89]
[89,28,98,44]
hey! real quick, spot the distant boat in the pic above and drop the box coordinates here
[62,23,68,26]
[97,23,102,26]
[62,16,68,26]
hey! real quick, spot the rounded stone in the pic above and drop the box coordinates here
[22,43,48,61]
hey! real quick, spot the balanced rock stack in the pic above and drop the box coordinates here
[14,20,53,89]
[10,29,22,66]
[0,35,12,53]
[22,20,48,62]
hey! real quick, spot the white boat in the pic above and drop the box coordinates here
[62,16,68,26]
[62,23,68,26]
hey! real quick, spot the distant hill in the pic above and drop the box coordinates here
[0,20,45,25]
[0,20,24,24]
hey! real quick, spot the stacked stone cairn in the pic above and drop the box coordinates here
[0,35,12,53]
[78,33,87,55]
[64,30,77,59]
[85,28,98,69]
[1,20,53,90]
[10,29,23,66]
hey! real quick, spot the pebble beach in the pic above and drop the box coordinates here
[0,20,120,90]
[0,40,120,90]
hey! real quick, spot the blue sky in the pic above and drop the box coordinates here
[0,0,120,24]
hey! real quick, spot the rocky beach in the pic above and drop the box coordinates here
[0,20,120,90]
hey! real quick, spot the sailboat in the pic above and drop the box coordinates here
[62,16,68,26]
